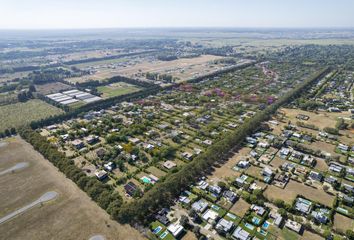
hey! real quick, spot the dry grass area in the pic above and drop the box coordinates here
[209,147,250,181]
[35,82,73,95]
[280,108,345,130]
[67,55,226,83]
[182,231,198,240]
[0,137,144,240]
[229,198,250,217]
[334,213,354,232]
[264,180,334,207]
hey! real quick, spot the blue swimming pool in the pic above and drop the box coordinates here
[160,231,168,239]
[153,226,162,234]
[262,221,270,229]
[245,223,255,230]
[259,229,267,236]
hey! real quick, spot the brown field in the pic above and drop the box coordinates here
[66,55,238,83]
[229,198,250,217]
[0,137,144,240]
[245,165,264,180]
[209,147,250,181]
[264,180,334,207]
[333,213,354,232]
[313,158,329,172]
[35,82,73,95]
[280,108,351,130]
[0,71,31,84]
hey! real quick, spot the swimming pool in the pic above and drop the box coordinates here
[259,229,267,236]
[211,204,220,211]
[141,176,152,184]
[252,216,261,225]
[245,223,255,230]
[153,226,162,234]
[262,221,270,229]
[160,231,168,239]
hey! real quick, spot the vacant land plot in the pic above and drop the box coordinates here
[281,108,350,130]
[334,213,354,232]
[0,137,144,240]
[264,180,334,207]
[209,147,250,181]
[67,55,231,83]
[0,100,63,132]
[97,82,141,98]
[229,198,250,217]
[35,82,73,95]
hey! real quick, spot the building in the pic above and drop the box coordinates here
[167,223,184,238]
[124,181,138,197]
[208,185,222,196]
[72,139,84,149]
[223,190,238,203]
[192,199,208,213]
[95,170,108,181]
[251,204,266,216]
[215,218,234,234]
[295,198,312,214]
[202,209,218,222]
[285,219,302,233]
[232,226,251,240]
[163,160,177,170]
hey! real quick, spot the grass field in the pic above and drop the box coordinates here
[0,99,64,132]
[97,82,142,98]
[0,137,144,240]
[264,180,335,207]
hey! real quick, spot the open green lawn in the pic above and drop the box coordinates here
[0,99,63,132]
[97,82,142,98]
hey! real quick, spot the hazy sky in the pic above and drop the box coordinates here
[0,0,353,29]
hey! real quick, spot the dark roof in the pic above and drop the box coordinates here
[124,182,138,196]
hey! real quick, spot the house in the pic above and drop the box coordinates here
[192,199,208,213]
[202,209,218,222]
[124,181,138,197]
[324,175,338,185]
[338,144,349,152]
[309,171,323,182]
[85,135,99,145]
[163,161,177,170]
[128,137,140,144]
[167,223,184,238]
[258,141,270,148]
[237,160,250,169]
[202,139,213,145]
[197,180,209,190]
[342,183,354,193]
[301,155,316,166]
[72,139,84,149]
[215,218,234,234]
[328,107,340,112]
[262,167,273,177]
[235,175,248,187]
[232,226,251,240]
[223,190,238,203]
[95,170,108,181]
[329,163,343,174]
[295,198,312,214]
[285,219,302,233]
[246,137,257,145]
[270,212,283,227]
[251,204,266,216]
[208,185,222,196]
[181,152,193,160]
[155,208,170,226]
[343,194,354,206]
[104,162,115,172]
[311,210,328,224]
[279,147,291,158]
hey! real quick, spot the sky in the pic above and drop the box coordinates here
[0,0,353,29]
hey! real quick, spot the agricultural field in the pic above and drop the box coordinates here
[66,54,244,84]
[35,82,73,95]
[0,137,144,240]
[0,99,64,132]
[97,82,142,99]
